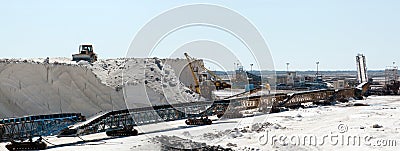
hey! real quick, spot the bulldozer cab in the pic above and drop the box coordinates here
[79,45,93,54]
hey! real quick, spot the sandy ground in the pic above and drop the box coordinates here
[2,95,399,151]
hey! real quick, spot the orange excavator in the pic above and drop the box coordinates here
[184,53,231,95]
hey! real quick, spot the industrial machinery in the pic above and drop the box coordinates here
[184,53,231,94]
[5,138,47,150]
[185,116,212,125]
[366,64,399,95]
[72,44,98,63]
[184,53,201,94]
[106,125,138,137]
[384,65,400,95]
[356,54,368,83]
[384,80,400,95]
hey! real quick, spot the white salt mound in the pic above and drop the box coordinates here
[0,57,204,118]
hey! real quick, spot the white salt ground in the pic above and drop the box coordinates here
[1,96,399,151]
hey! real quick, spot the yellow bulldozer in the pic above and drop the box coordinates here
[72,44,98,63]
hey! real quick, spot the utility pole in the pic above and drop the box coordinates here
[286,62,290,73]
[315,61,322,83]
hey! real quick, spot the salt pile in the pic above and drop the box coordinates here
[0,60,123,117]
[89,58,203,107]
[0,57,203,117]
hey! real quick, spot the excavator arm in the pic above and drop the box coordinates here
[184,53,201,94]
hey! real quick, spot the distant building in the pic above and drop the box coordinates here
[286,71,296,86]
[333,80,347,89]
[304,76,315,83]
[232,65,248,88]
[356,54,368,83]
[276,75,287,85]
[385,65,398,85]
[315,75,323,83]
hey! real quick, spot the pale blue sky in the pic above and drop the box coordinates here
[1,0,399,70]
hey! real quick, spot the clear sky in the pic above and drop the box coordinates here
[1,0,399,71]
